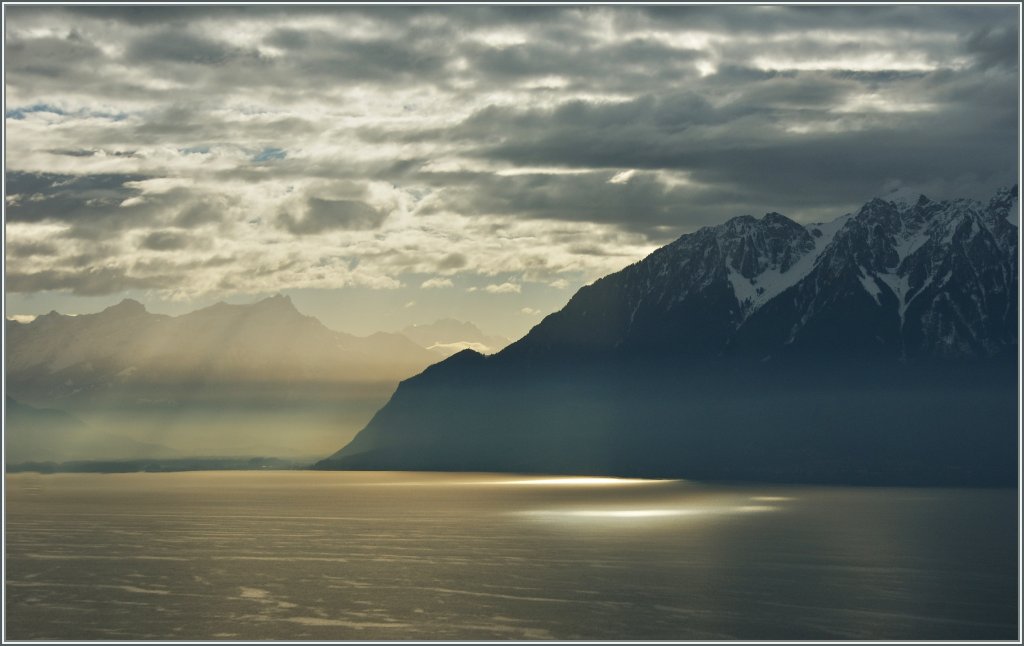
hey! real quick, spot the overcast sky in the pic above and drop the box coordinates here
[3,5,1019,338]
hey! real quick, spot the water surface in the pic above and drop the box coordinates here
[4,471,1018,640]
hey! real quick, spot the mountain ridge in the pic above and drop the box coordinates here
[316,187,1019,485]
[5,294,439,393]
[5,295,511,461]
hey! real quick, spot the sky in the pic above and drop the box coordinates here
[3,5,1020,339]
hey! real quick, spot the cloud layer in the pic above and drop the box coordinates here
[4,5,1019,302]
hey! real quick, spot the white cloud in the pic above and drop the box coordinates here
[520,307,541,316]
[483,282,521,294]
[420,277,454,289]
[427,340,492,355]
[608,169,636,184]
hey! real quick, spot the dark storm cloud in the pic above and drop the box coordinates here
[462,95,1011,181]
[633,5,1009,35]
[732,74,854,109]
[419,171,738,238]
[278,198,390,235]
[394,41,1015,231]
[966,26,1020,70]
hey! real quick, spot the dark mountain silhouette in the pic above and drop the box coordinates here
[316,187,1019,485]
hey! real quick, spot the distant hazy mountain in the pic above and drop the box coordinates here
[5,397,175,463]
[317,187,1019,485]
[5,294,439,403]
[402,319,509,356]
[4,295,444,459]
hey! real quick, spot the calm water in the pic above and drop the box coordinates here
[4,472,1019,640]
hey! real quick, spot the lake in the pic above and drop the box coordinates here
[3,471,1018,640]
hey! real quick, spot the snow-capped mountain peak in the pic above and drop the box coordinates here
[511,186,1016,362]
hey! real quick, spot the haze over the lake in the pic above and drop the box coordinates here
[4,5,1018,338]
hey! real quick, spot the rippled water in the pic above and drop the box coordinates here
[4,472,1018,640]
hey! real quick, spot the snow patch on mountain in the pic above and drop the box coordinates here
[874,272,911,323]
[730,213,848,318]
[858,272,883,306]
[893,221,933,263]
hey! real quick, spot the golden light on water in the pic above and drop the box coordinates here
[551,509,698,518]
[366,475,680,487]
[520,503,782,521]
[489,477,675,487]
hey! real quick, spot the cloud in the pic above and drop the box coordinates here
[437,253,467,270]
[253,147,287,163]
[416,170,735,237]
[520,307,541,315]
[278,198,389,234]
[2,5,1017,305]
[6,266,178,296]
[141,230,192,251]
[7,240,59,257]
[609,170,636,184]
[126,30,241,65]
[426,340,491,355]
[965,25,1019,70]
[483,282,521,294]
[4,30,105,79]
[4,172,150,224]
[421,277,454,289]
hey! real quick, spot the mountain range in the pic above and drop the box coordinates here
[316,187,1019,485]
[4,298,501,462]
[6,295,436,399]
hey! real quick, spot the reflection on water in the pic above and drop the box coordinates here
[519,502,781,520]
[487,476,671,486]
[4,471,1018,640]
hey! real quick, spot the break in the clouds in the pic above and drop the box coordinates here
[3,5,1019,331]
